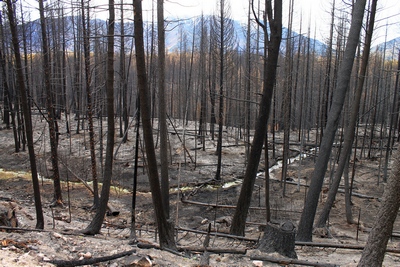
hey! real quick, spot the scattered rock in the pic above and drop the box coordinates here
[125,255,152,267]
[83,251,92,259]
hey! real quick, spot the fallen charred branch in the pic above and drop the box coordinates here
[136,242,246,254]
[0,225,49,232]
[181,198,302,213]
[177,226,259,242]
[59,159,120,215]
[268,178,379,199]
[296,241,400,253]
[177,227,400,254]
[45,249,136,267]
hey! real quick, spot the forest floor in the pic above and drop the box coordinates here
[0,114,400,266]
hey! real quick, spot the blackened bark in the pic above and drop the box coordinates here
[80,0,99,208]
[230,0,282,236]
[5,0,44,229]
[133,0,176,250]
[358,144,400,266]
[158,0,170,219]
[38,0,63,206]
[296,0,367,242]
[83,0,115,235]
[316,0,377,228]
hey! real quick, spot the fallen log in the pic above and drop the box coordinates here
[181,198,301,213]
[137,242,246,254]
[0,226,48,232]
[177,226,259,242]
[178,227,400,254]
[181,246,246,254]
[181,198,264,211]
[269,178,379,199]
[295,241,400,253]
[250,255,338,267]
[45,249,136,267]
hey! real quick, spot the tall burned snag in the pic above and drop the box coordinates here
[5,0,44,229]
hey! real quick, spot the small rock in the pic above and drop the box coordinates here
[83,252,92,259]
[201,218,209,224]
[27,245,39,251]
[125,255,152,267]
[253,260,263,266]
[136,256,152,267]
[53,232,62,239]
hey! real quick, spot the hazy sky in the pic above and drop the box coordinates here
[21,0,400,45]
[156,0,399,45]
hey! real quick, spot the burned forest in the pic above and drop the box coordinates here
[1,0,400,266]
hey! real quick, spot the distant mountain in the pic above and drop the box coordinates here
[372,37,400,59]
[11,15,328,55]
[163,16,328,55]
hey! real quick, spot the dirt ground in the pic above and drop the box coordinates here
[1,115,400,266]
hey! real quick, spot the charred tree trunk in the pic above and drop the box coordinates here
[5,0,44,229]
[83,0,115,235]
[315,0,377,228]
[80,0,99,208]
[39,0,63,206]
[157,0,170,219]
[296,0,367,242]
[358,144,400,266]
[133,0,176,250]
[230,0,282,236]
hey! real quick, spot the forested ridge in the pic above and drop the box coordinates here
[1,0,400,265]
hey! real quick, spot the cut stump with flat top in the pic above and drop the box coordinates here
[257,221,297,259]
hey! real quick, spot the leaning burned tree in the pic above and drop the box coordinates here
[315,0,378,228]
[296,0,367,242]
[5,0,44,229]
[230,0,282,236]
[358,144,400,266]
[133,0,176,250]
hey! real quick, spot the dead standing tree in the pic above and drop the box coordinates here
[315,0,378,228]
[133,0,176,250]
[5,0,44,229]
[38,0,63,206]
[230,0,282,236]
[296,0,367,242]
[157,0,170,219]
[80,0,99,209]
[211,0,235,181]
[83,0,115,235]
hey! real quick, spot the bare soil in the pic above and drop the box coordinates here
[1,115,400,266]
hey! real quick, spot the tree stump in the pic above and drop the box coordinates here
[257,221,297,259]
[0,208,18,228]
